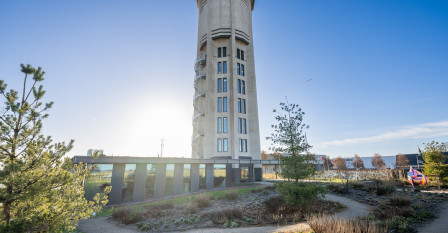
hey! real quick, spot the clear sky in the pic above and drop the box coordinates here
[1,0,447,158]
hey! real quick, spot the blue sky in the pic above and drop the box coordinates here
[1,0,447,158]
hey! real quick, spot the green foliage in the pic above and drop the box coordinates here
[279,153,317,183]
[266,102,311,156]
[276,182,328,207]
[0,64,109,232]
[423,141,448,183]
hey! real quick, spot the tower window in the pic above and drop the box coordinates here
[238,98,241,113]
[241,50,244,60]
[218,62,222,73]
[223,61,227,74]
[241,64,245,76]
[237,63,241,75]
[242,99,246,114]
[237,49,241,59]
[223,78,227,92]
[218,78,222,93]
[218,117,222,133]
[243,118,247,134]
[223,97,227,112]
[218,97,222,112]
[242,80,245,95]
[238,79,241,94]
[238,118,242,134]
[223,138,228,152]
[218,139,222,152]
[218,47,227,58]
[239,139,248,152]
[223,117,228,133]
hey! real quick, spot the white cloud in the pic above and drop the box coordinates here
[320,120,448,147]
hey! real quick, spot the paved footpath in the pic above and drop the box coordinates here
[417,200,448,233]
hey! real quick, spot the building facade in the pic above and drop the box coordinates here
[192,0,262,178]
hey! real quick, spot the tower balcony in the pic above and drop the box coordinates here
[195,55,207,67]
[192,112,205,120]
[191,130,204,142]
[194,73,206,83]
[193,90,206,100]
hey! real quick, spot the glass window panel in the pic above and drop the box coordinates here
[218,117,222,133]
[223,117,227,133]
[238,98,241,113]
[223,139,228,152]
[165,164,175,196]
[84,164,113,201]
[244,139,248,152]
[218,97,222,112]
[242,99,246,114]
[243,118,247,134]
[183,164,190,194]
[242,65,245,76]
[239,139,242,152]
[237,63,240,75]
[237,49,240,59]
[199,164,206,190]
[223,47,227,57]
[146,164,157,198]
[223,61,227,73]
[238,118,242,134]
[238,79,241,93]
[214,164,226,188]
[218,78,222,93]
[218,62,222,73]
[242,80,245,95]
[241,50,245,60]
[223,78,227,92]
[218,139,222,152]
[218,47,221,58]
[122,164,136,202]
[223,97,227,112]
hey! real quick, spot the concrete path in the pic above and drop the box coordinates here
[417,200,448,233]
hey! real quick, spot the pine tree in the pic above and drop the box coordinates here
[267,102,327,207]
[0,64,110,232]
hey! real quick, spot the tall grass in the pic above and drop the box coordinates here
[307,215,385,233]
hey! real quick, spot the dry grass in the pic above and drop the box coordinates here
[389,196,412,207]
[224,191,238,200]
[111,207,143,224]
[207,208,243,224]
[145,203,174,218]
[193,194,212,208]
[307,215,386,233]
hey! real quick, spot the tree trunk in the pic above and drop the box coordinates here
[3,185,12,225]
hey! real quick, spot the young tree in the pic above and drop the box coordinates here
[267,102,327,207]
[0,64,110,232]
[396,154,410,169]
[423,141,448,183]
[261,150,270,160]
[322,157,334,170]
[352,154,365,170]
[333,157,347,170]
[372,153,386,170]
